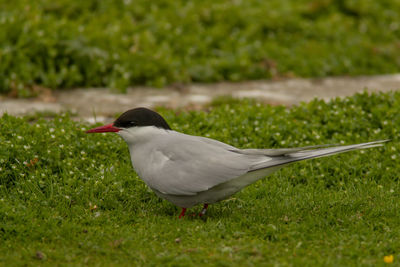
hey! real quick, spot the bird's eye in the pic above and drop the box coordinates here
[128,121,137,127]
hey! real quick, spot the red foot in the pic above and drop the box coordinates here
[178,208,186,219]
[178,204,209,219]
[199,204,209,217]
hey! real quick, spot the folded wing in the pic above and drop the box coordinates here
[142,132,388,196]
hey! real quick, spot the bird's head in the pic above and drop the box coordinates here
[86,107,171,143]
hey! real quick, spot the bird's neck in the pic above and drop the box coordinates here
[118,126,169,147]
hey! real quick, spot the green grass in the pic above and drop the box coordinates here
[1,91,399,266]
[1,0,400,95]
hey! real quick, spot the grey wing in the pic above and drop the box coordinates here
[142,131,388,196]
[239,144,338,156]
[241,140,389,171]
[141,133,270,196]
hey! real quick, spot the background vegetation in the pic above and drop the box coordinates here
[1,92,399,265]
[1,0,400,95]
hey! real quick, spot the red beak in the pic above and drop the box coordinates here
[86,123,121,133]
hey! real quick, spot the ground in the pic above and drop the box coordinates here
[1,92,399,266]
[1,74,400,123]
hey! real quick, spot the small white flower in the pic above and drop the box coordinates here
[49,128,55,133]
[81,151,86,155]
[390,189,395,193]
[391,155,397,160]
[23,145,30,150]
[51,135,55,139]
[17,136,22,139]
[59,144,64,148]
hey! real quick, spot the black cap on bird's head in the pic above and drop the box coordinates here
[86,107,171,133]
[114,108,171,130]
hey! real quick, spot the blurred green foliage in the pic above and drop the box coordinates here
[1,0,400,94]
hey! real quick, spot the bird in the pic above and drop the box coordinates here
[86,107,388,218]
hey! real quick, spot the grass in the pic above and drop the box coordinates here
[1,0,400,95]
[1,91,399,266]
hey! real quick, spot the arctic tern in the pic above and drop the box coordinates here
[86,107,388,218]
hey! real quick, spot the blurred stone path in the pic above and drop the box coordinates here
[1,74,399,122]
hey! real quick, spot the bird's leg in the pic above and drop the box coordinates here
[199,204,209,217]
[178,208,187,219]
